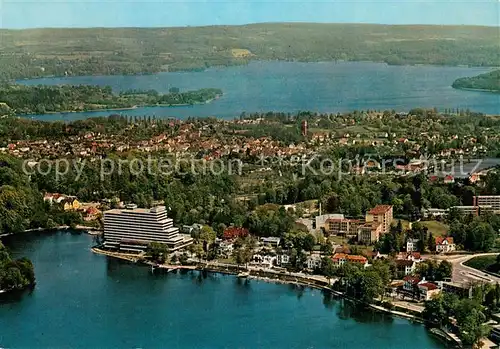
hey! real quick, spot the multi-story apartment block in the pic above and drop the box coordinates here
[365,205,393,234]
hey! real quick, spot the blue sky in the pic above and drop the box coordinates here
[1,0,499,29]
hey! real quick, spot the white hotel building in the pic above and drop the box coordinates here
[103,204,193,253]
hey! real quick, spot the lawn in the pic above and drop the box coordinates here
[420,221,449,236]
[392,219,449,236]
[464,255,499,273]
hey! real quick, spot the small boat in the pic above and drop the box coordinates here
[237,271,250,278]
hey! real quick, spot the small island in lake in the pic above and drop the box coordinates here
[0,84,223,115]
[0,241,35,293]
[452,70,500,93]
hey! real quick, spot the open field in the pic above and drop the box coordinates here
[420,221,449,236]
[1,23,498,79]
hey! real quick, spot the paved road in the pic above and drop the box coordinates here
[431,253,500,284]
[392,301,425,313]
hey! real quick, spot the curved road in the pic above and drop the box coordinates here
[432,253,500,284]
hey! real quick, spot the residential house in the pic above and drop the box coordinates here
[217,239,234,258]
[223,227,249,240]
[396,252,422,263]
[252,254,276,268]
[261,237,281,247]
[387,280,405,297]
[435,237,456,253]
[63,197,80,211]
[370,250,388,260]
[306,253,322,270]
[276,254,290,266]
[83,206,100,221]
[403,275,421,293]
[396,260,417,278]
[331,253,368,268]
[418,282,441,301]
[406,238,419,252]
[365,205,393,234]
[444,175,455,184]
[357,222,383,244]
[44,193,80,211]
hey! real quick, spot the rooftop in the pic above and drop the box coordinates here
[419,282,438,290]
[105,205,167,215]
[435,236,454,245]
[395,259,415,267]
[368,205,393,215]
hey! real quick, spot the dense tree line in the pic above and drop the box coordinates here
[0,155,82,234]
[452,70,500,92]
[448,210,500,252]
[423,292,493,347]
[0,84,222,114]
[330,260,391,304]
[0,242,35,292]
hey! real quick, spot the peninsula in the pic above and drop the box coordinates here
[0,84,223,115]
[452,70,500,93]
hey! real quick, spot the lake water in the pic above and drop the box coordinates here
[0,231,446,349]
[20,61,499,121]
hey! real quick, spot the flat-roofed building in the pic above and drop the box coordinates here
[474,195,500,212]
[440,281,473,299]
[103,204,193,253]
[315,213,344,232]
[357,222,383,244]
[324,217,361,237]
[451,205,479,216]
[366,205,393,234]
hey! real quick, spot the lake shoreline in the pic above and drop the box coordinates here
[13,59,500,82]
[92,246,460,346]
[452,86,500,94]
[91,247,427,322]
[16,61,498,120]
[0,230,450,348]
[16,99,220,117]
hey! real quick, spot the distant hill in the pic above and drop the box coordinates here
[452,70,500,92]
[0,23,498,79]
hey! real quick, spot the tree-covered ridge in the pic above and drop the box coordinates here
[0,84,222,114]
[0,242,35,292]
[0,23,498,80]
[452,70,500,92]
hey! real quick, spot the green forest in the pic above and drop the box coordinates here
[0,155,83,234]
[0,84,222,114]
[0,23,498,80]
[0,242,35,292]
[452,70,500,92]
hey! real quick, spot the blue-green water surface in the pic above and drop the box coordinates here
[0,231,445,349]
